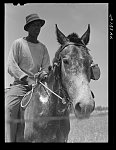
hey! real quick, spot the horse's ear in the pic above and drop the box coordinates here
[55,24,69,45]
[81,24,90,45]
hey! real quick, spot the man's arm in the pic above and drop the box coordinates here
[7,40,28,80]
[35,46,50,81]
[41,46,51,73]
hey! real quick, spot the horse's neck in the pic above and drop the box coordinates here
[46,69,69,116]
[46,70,55,90]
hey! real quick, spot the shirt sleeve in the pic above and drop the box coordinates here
[41,46,50,73]
[7,40,28,80]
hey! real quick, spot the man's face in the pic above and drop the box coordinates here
[28,21,41,36]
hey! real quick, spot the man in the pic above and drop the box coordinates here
[5,13,50,142]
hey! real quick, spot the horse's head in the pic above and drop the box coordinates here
[54,24,95,119]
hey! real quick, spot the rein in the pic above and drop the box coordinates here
[39,81,66,104]
[20,82,37,108]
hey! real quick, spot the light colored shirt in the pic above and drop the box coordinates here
[7,38,50,81]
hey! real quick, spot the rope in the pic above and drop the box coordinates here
[39,81,63,100]
[20,84,36,108]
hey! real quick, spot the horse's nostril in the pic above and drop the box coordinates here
[75,102,81,112]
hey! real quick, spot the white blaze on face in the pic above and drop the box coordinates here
[68,74,91,105]
[39,95,49,104]
[77,81,91,102]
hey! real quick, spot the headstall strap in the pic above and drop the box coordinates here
[60,42,86,52]
[53,59,71,107]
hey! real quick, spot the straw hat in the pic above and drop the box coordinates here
[24,14,45,31]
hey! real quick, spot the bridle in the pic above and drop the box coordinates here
[52,41,87,113]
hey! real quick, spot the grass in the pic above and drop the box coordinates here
[68,111,108,143]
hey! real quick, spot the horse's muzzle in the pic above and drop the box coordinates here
[74,100,95,119]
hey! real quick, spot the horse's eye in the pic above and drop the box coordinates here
[63,59,69,65]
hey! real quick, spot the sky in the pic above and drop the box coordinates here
[5,3,108,106]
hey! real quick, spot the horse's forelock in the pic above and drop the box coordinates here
[67,33,80,42]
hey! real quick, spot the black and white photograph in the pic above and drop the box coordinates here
[5,3,108,143]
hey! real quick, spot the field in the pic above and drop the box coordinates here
[68,111,108,143]
[5,110,108,143]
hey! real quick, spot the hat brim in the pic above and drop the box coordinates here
[24,19,45,31]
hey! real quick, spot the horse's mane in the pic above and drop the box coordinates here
[52,33,92,65]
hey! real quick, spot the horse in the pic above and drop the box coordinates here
[16,24,95,142]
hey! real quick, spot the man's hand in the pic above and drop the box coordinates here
[21,75,35,85]
[26,76,35,85]
[34,71,48,82]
